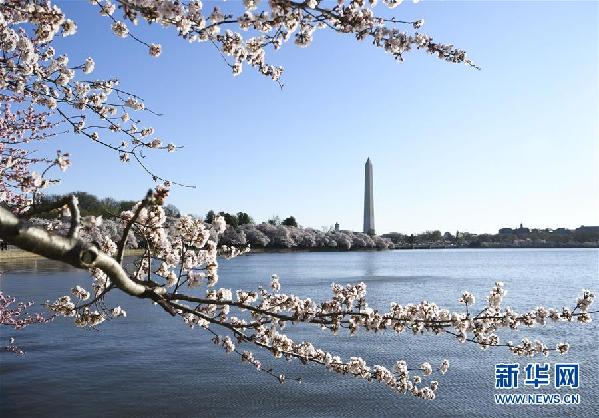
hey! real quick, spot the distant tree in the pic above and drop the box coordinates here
[314,231,335,248]
[458,232,477,243]
[381,232,406,245]
[428,230,442,242]
[101,197,118,211]
[116,200,137,214]
[236,212,253,225]
[72,191,102,216]
[321,225,334,233]
[257,223,293,248]
[497,233,516,244]
[416,230,442,243]
[476,234,493,244]
[324,233,339,248]
[574,229,599,243]
[294,228,317,248]
[351,232,375,249]
[205,210,216,224]
[282,216,298,227]
[443,232,454,241]
[549,233,570,244]
[373,236,392,250]
[164,204,181,218]
[334,233,353,250]
[220,212,239,228]
[240,225,270,248]
[268,216,281,226]
[220,226,247,246]
[38,193,140,218]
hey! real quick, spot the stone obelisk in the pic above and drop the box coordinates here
[363,158,375,235]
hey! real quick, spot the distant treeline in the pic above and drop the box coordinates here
[37,192,181,218]
[381,228,599,248]
[33,192,392,251]
[191,210,392,250]
[34,192,598,250]
[191,210,395,250]
[220,224,392,250]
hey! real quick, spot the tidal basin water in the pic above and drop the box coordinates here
[1,249,598,418]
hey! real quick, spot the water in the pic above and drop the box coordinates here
[1,249,598,417]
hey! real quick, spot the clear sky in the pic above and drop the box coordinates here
[47,1,598,234]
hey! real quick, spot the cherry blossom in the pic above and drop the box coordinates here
[1,291,53,355]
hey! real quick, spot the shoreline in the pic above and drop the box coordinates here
[248,246,598,254]
[0,248,145,261]
[2,246,597,261]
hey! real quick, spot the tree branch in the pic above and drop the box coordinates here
[0,206,159,298]
[24,195,81,238]
[116,189,153,263]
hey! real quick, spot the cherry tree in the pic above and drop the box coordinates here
[0,0,596,401]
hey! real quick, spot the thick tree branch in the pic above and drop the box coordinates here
[0,206,159,298]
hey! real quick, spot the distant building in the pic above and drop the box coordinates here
[498,223,530,235]
[515,223,530,234]
[334,222,340,232]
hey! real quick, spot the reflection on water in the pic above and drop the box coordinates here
[0,255,140,275]
[0,257,78,275]
[1,249,598,418]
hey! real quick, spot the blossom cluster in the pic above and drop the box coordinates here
[45,292,127,328]
[1,291,51,330]
[43,186,239,329]
[125,194,229,289]
[0,95,69,211]
[157,260,594,397]
[247,325,448,400]
[1,1,179,211]
[90,0,477,83]
[1,291,53,355]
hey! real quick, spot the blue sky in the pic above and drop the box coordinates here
[47,1,598,234]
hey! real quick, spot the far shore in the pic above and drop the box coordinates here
[2,245,597,262]
[247,245,598,254]
[0,248,145,261]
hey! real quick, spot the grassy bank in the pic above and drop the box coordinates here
[0,248,145,261]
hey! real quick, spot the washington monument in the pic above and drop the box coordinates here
[363,158,375,235]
